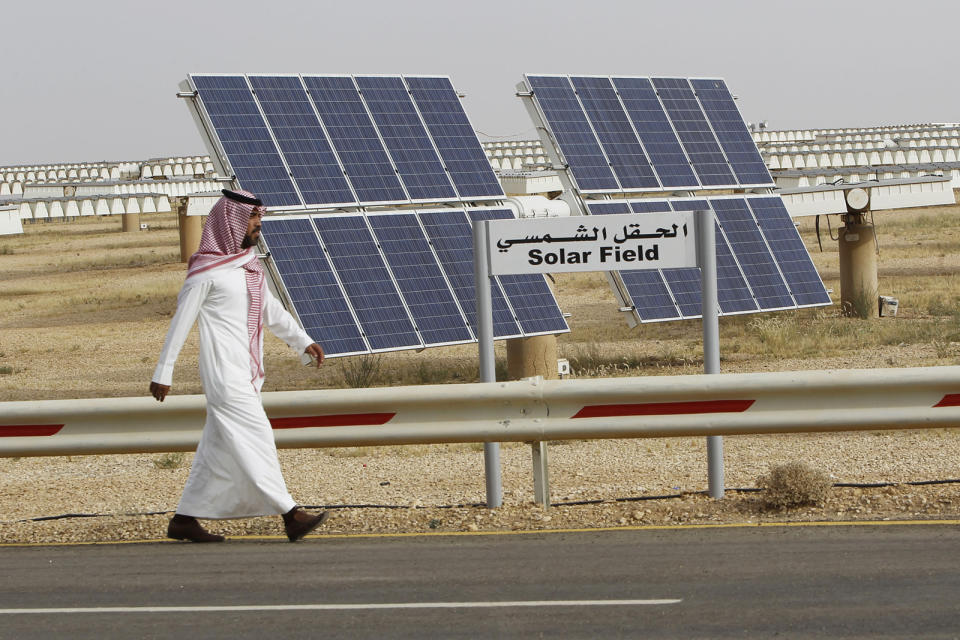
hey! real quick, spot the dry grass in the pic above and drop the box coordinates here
[757,462,832,510]
[2,205,960,402]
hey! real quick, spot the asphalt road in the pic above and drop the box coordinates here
[1,524,959,639]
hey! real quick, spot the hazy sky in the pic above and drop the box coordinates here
[4,0,956,166]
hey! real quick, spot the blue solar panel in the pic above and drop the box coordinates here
[710,198,794,310]
[526,76,620,192]
[354,76,456,202]
[259,217,367,355]
[311,215,421,351]
[405,76,505,199]
[366,212,474,345]
[630,200,672,214]
[247,75,356,206]
[670,199,757,315]
[691,79,773,187]
[610,77,700,189]
[302,76,408,204]
[745,197,831,306]
[570,76,659,190]
[418,209,523,339]
[191,75,301,207]
[651,78,737,188]
[587,201,631,215]
[467,208,570,335]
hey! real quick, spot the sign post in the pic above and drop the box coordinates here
[472,220,502,507]
[474,211,720,507]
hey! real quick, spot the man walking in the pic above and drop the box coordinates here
[150,189,328,543]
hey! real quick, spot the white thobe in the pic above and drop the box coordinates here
[153,266,314,519]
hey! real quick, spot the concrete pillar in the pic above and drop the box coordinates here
[506,334,559,380]
[120,212,139,232]
[179,210,203,262]
[838,221,878,318]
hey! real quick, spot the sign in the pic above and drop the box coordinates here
[486,212,697,275]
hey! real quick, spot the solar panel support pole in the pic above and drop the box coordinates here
[696,208,724,499]
[473,219,503,508]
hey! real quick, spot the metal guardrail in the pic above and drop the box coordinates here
[4,366,960,502]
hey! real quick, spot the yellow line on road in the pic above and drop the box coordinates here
[1,518,958,548]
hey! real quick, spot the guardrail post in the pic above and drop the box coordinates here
[697,208,724,499]
[531,441,550,507]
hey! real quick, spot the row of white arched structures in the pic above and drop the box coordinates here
[752,123,960,143]
[10,178,221,221]
[771,163,960,189]
[765,147,960,170]
[12,194,174,221]
[0,156,214,194]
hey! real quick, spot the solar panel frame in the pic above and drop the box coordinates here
[404,75,506,201]
[354,75,459,204]
[744,196,832,308]
[365,210,476,347]
[569,75,660,191]
[188,74,304,208]
[311,213,424,352]
[708,197,795,312]
[651,77,738,188]
[524,74,622,193]
[259,215,370,356]
[690,78,775,188]
[246,74,358,208]
[417,208,525,340]
[610,76,701,190]
[301,74,411,206]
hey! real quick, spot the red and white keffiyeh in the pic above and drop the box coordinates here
[186,190,265,386]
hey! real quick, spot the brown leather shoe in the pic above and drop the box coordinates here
[167,515,225,543]
[282,507,330,542]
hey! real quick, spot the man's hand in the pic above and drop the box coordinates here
[305,343,325,367]
[150,381,170,402]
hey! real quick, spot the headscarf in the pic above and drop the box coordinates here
[186,189,265,387]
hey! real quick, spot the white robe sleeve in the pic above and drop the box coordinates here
[263,287,315,355]
[152,280,210,386]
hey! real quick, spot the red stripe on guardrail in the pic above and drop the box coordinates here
[270,413,395,429]
[0,424,65,437]
[572,399,754,419]
[933,394,960,407]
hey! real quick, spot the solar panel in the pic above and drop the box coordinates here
[611,77,700,189]
[418,209,524,339]
[577,196,830,322]
[247,75,356,207]
[259,217,368,356]
[405,76,505,199]
[708,198,793,311]
[669,199,757,315]
[745,197,832,307]
[651,78,737,188]
[191,75,301,207]
[569,76,659,190]
[467,208,570,336]
[526,76,620,192]
[311,214,422,351]
[691,79,773,187]
[354,76,457,202]
[301,75,409,204]
[366,212,474,345]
